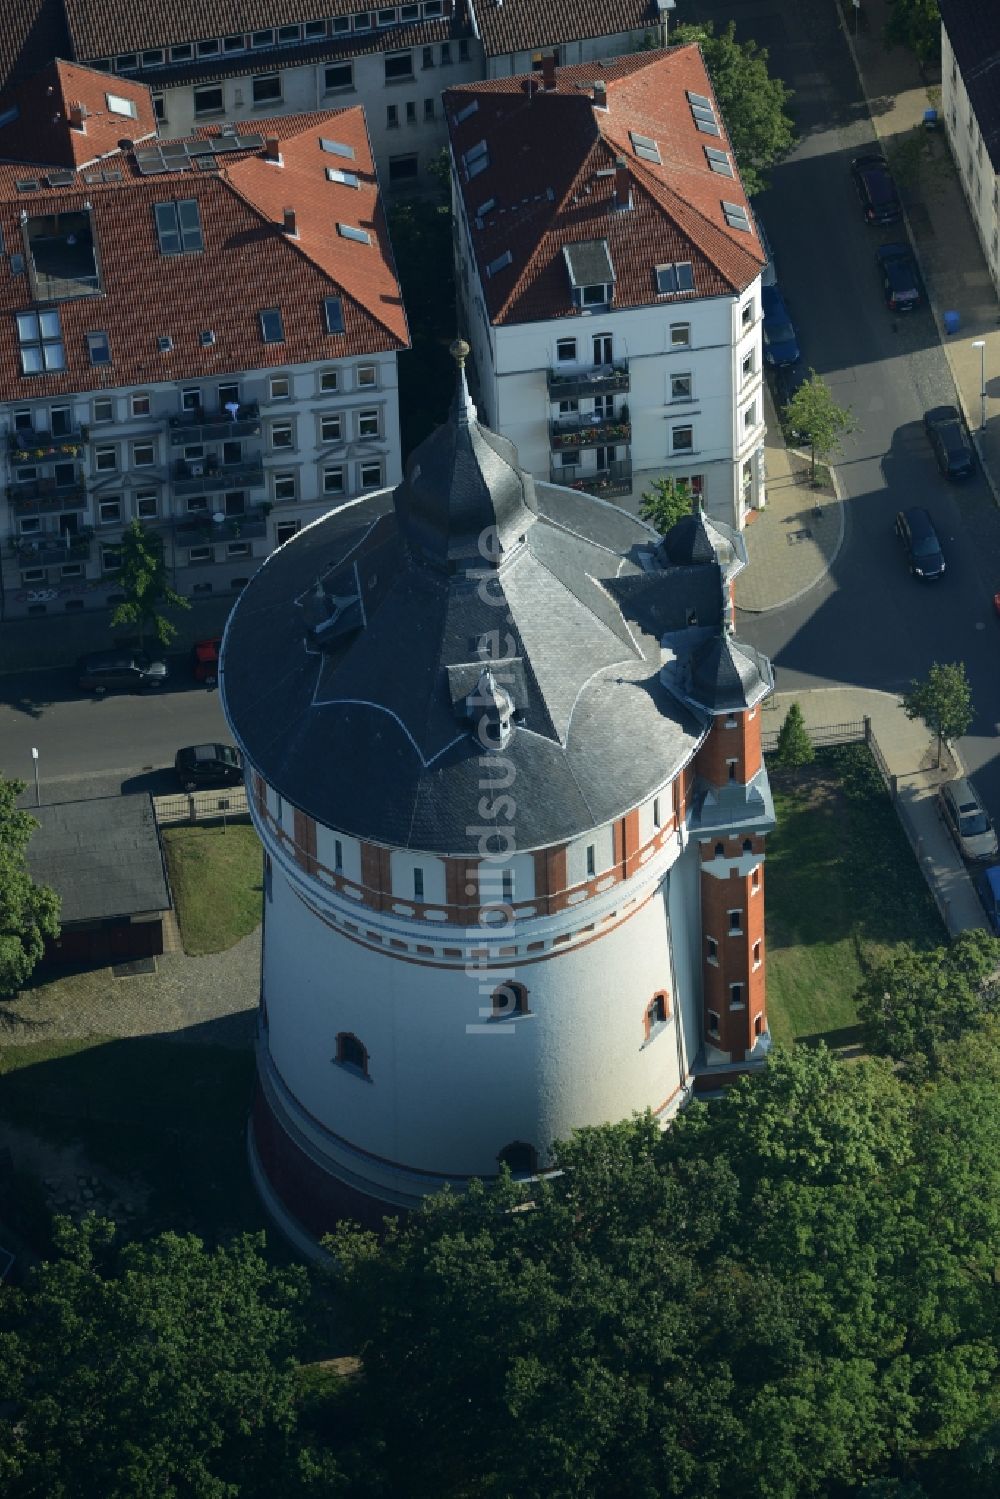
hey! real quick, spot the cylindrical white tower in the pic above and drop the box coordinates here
[221,353,774,1244]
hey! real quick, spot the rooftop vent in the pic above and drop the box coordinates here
[200,329,216,346]
[157,335,173,353]
[593,79,607,109]
[283,206,298,236]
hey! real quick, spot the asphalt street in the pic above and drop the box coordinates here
[0,663,230,803]
[690,0,1000,814]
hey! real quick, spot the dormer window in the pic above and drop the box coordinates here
[563,240,615,309]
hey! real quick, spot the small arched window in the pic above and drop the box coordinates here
[335,1031,369,1078]
[742,837,753,852]
[714,841,725,856]
[491,981,529,1020]
[498,1141,538,1176]
[644,992,670,1039]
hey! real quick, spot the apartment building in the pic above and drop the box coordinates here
[3,0,670,192]
[940,0,1000,300]
[445,48,768,528]
[0,60,407,619]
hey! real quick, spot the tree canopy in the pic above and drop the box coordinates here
[858,928,1000,1067]
[903,660,974,766]
[670,21,795,196]
[774,701,814,768]
[110,519,190,650]
[783,370,856,480]
[0,773,60,997]
[639,474,696,534]
[885,0,941,64]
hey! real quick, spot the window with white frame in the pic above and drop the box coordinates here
[131,440,155,466]
[669,322,690,348]
[357,364,377,388]
[131,392,151,417]
[320,414,343,442]
[269,375,290,400]
[94,444,118,471]
[323,465,345,494]
[92,397,113,423]
[98,498,121,523]
[670,372,692,401]
[319,368,339,392]
[358,408,380,438]
[671,424,694,453]
[743,400,757,430]
[135,489,157,518]
[275,520,300,546]
[270,421,293,450]
[273,471,296,501]
[101,545,121,571]
[359,460,382,488]
[741,349,755,382]
[556,337,576,362]
[741,299,754,329]
[16,309,65,373]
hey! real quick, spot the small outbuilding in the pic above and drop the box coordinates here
[26,794,171,966]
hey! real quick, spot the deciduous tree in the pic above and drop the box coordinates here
[639,475,696,534]
[783,369,856,480]
[857,928,1000,1064]
[885,0,941,64]
[0,774,59,998]
[670,21,795,195]
[902,659,974,767]
[110,518,189,650]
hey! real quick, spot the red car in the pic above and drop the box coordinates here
[192,637,221,684]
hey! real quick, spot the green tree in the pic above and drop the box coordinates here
[109,519,189,650]
[902,659,974,767]
[639,475,695,534]
[784,369,856,480]
[774,700,814,768]
[857,929,1000,1065]
[885,0,941,64]
[0,1219,343,1498]
[670,20,795,195]
[0,774,60,998]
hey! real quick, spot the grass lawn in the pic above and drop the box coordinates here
[161,823,263,955]
[0,1036,266,1247]
[765,745,945,1048]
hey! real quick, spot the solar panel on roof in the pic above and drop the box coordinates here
[102,169,123,181]
[195,156,218,170]
[186,140,214,155]
[15,179,39,191]
[45,171,75,187]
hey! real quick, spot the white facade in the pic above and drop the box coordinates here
[1,352,402,617]
[251,771,700,1213]
[455,204,766,527]
[942,26,1000,300]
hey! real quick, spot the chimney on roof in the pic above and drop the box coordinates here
[68,102,87,132]
[540,53,557,91]
[264,136,282,166]
[283,207,298,237]
[593,79,607,110]
[614,157,632,210]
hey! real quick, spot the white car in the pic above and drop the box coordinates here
[939,778,999,862]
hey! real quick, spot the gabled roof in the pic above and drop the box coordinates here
[939,0,1000,171]
[0,59,156,168]
[445,46,765,327]
[468,0,664,60]
[0,0,70,95]
[0,91,407,401]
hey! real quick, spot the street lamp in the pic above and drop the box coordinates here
[972,339,987,431]
[30,746,39,807]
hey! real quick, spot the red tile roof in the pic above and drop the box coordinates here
[468,0,663,60]
[445,47,765,327]
[0,60,157,168]
[61,0,458,57]
[0,0,70,94]
[0,101,408,403]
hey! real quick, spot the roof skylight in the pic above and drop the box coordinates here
[463,140,489,180]
[722,200,752,232]
[705,146,734,177]
[629,130,661,164]
[486,250,512,277]
[320,137,356,159]
[337,222,372,244]
[326,167,360,187]
[454,99,479,124]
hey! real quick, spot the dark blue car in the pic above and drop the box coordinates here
[761,285,801,368]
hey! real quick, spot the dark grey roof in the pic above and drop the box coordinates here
[658,509,744,574]
[26,794,170,924]
[686,634,773,713]
[221,377,763,854]
[563,238,615,287]
[940,0,1000,171]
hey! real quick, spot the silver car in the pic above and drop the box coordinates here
[939,778,999,862]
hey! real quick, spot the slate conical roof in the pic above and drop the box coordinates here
[687,633,773,714]
[393,340,537,571]
[658,508,740,573]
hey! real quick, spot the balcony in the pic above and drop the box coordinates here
[549,459,633,499]
[549,413,632,452]
[546,359,630,401]
[9,479,87,515]
[168,401,261,446]
[11,530,93,566]
[9,427,88,459]
[170,454,265,495]
[174,508,269,544]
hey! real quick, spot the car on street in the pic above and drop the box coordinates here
[938,777,999,862]
[894,506,945,579]
[850,153,902,224]
[77,651,169,693]
[192,636,222,684]
[876,242,921,311]
[978,865,1000,933]
[923,404,975,479]
[174,742,245,791]
[761,285,800,367]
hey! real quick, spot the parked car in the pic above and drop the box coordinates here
[894,506,945,579]
[761,285,800,367]
[850,153,902,224]
[192,636,222,684]
[923,404,975,479]
[77,651,168,692]
[174,743,245,792]
[938,777,999,862]
[978,864,1000,933]
[876,242,921,311]
[751,202,776,286]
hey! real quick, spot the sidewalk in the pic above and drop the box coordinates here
[844,0,1000,503]
[0,593,234,675]
[766,685,987,935]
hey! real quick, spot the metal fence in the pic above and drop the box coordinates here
[763,715,896,797]
[153,787,250,826]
